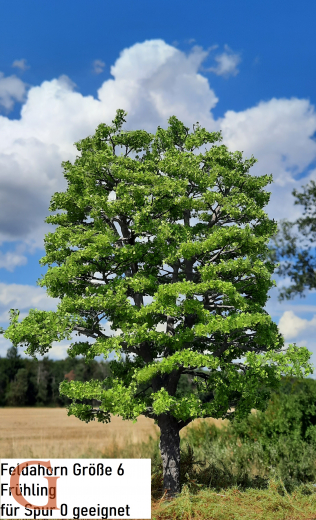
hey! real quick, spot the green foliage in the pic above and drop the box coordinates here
[5,368,29,406]
[0,346,24,405]
[182,377,316,493]
[230,377,316,445]
[0,110,312,430]
[268,179,316,300]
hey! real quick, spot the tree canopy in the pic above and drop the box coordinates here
[0,109,312,496]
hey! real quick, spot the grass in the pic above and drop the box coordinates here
[1,407,316,519]
[150,483,316,520]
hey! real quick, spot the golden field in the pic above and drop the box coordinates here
[0,407,159,459]
[0,407,225,459]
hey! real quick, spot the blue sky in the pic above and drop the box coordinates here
[1,0,316,372]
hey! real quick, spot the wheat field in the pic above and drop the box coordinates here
[0,407,225,459]
[0,407,159,459]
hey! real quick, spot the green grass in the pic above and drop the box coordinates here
[151,483,316,520]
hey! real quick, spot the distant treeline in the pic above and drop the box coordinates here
[0,346,112,407]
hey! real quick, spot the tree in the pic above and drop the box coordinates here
[0,110,312,497]
[35,359,50,405]
[6,345,24,380]
[268,180,316,301]
[5,368,28,406]
[0,346,24,405]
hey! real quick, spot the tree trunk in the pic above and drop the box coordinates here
[158,414,181,498]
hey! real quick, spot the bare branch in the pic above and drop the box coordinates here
[204,305,236,311]
[207,204,222,228]
[182,369,210,379]
[134,384,152,397]
[72,325,107,339]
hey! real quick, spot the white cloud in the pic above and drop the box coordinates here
[92,59,105,74]
[96,40,218,131]
[0,335,14,358]
[0,282,61,323]
[278,310,316,340]
[217,97,316,223]
[0,72,27,111]
[0,243,28,272]
[206,44,241,77]
[44,343,73,360]
[12,59,30,72]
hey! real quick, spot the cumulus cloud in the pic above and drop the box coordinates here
[96,40,218,131]
[206,44,241,77]
[0,282,60,323]
[278,310,314,339]
[12,59,30,72]
[92,59,106,74]
[0,72,28,111]
[217,97,316,223]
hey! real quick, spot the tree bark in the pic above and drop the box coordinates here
[158,414,181,498]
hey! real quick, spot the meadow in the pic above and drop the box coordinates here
[1,407,316,519]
